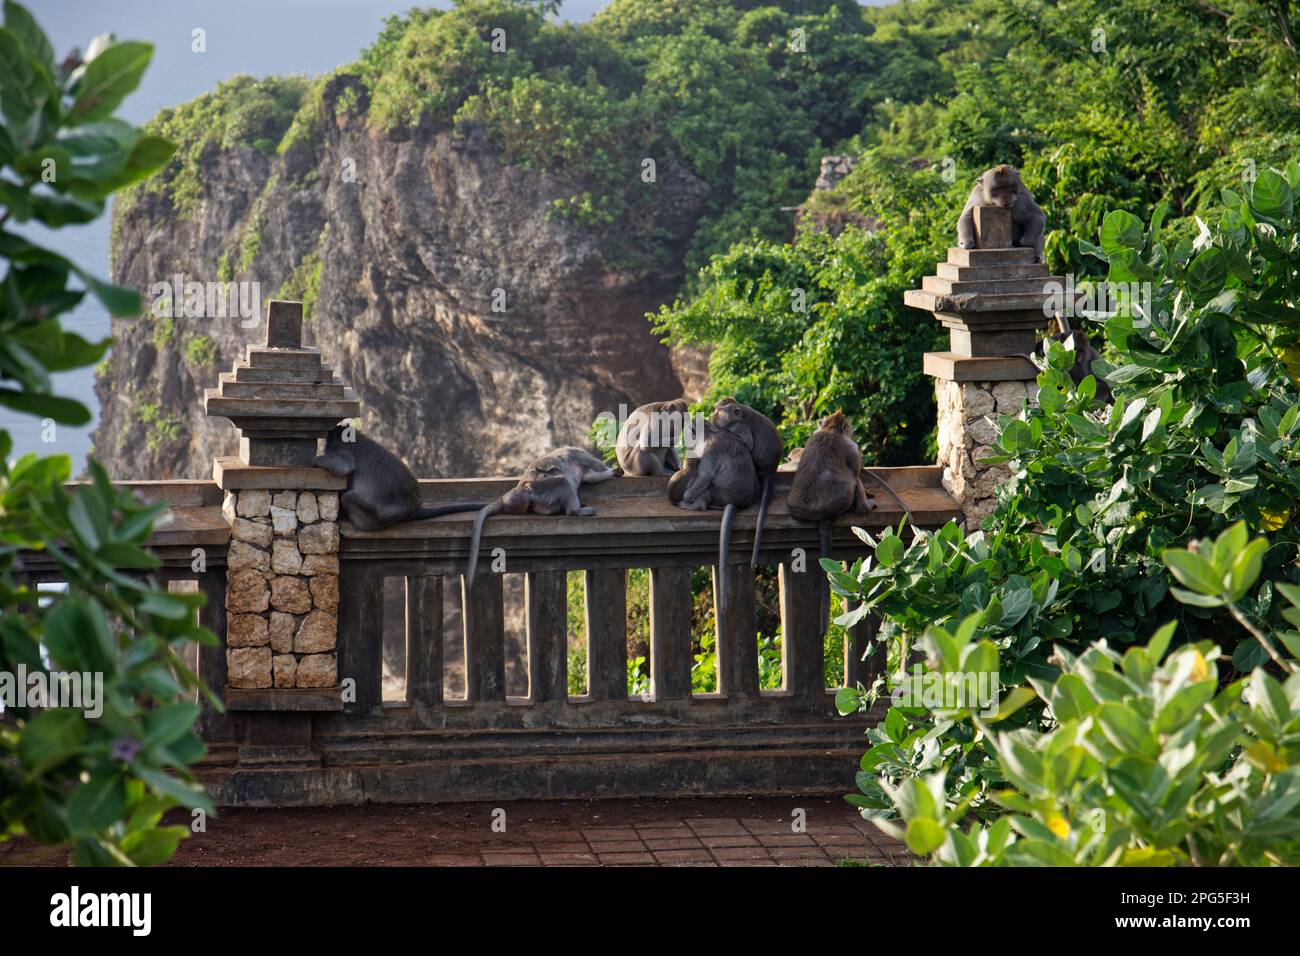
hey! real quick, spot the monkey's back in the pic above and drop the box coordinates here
[703,430,760,509]
[787,431,858,522]
[345,433,421,504]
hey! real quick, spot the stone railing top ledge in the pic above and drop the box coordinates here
[213,456,346,492]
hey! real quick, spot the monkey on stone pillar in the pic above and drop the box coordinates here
[956,164,1047,263]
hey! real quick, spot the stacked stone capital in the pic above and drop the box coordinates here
[906,206,1075,527]
[206,300,357,697]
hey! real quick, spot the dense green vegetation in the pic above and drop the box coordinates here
[121,0,947,277]
[834,169,1300,864]
[125,74,308,221]
[0,2,216,865]
[656,0,1300,456]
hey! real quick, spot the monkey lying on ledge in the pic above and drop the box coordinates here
[465,446,616,590]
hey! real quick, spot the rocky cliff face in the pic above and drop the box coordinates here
[96,76,710,480]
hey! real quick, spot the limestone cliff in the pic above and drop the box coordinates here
[95,76,710,480]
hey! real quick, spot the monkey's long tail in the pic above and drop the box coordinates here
[818,519,833,638]
[861,471,912,526]
[717,503,736,616]
[465,501,503,594]
[413,501,488,521]
[749,472,774,567]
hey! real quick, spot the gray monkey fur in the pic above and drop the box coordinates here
[668,419,759,614]
[710,397,783,567]
[313,425,484,531]
[956,164,1047,263]
[787,410,872,635]
[616,398,690,476]
[465,446,616,591]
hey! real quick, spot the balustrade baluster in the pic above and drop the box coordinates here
[585,569,627,700]
[649,566,693,700]
[463,573,506,702]
[406,575,443,706]
[714,564,759,698]
[526,570,567,702]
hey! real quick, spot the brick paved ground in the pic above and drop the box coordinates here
[5,790,909,868]
[2,795,909,867]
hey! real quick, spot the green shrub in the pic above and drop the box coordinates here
[0,2,217,866]
[183,335,218,368]
[135,402,183,452]
[122,74,308,219]
[652,153,960,463]
[874,526,1300,867]
[834,165,1300,852]
[278,230,326,322]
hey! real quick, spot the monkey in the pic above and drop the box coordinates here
[787,411,874,635]
[956,164,1047,263]
[669,419,760,614]
[616,398,691,476]
[710,397,783,567]
[465,446,616,591]
[666,456,695,507]
[1036,314,1114,404]
[312,425,485,531]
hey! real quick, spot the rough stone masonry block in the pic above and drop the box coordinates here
[933,370,1040,530]
[226,568,270,613]
[300,553,338,576]
[227,614,270,648]
[295,653,337,688]
[272,654,297,688]
[294,611,337,653]
[309,574,339,612]
[271,576,312,614]
[235,489,270,518]
[271,538,303,575]
[974,204,1013,248]
[227,540,270,575]
[298,522,339,555]
[228,647,273,688]
[269,612,295,654]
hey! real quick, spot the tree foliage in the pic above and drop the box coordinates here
[833,167,1300,861]
[0,1,217,865]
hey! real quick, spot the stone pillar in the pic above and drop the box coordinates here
[205,300,358,701]
[931,371,1038,528]
[219,483,342,690]
[905,206,1073,528]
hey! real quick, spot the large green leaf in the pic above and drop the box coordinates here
[17,707,86,773]
[69,40,152,124]
[0,387,91,424]
[1162,548,1222,597]
[42,595,115,674]
[121,826,188,866]
[67,772,128,835]
[1185,248,1226,302]
[3,0,53,68]
[1099,210,1144,254]
[1250,170,1294,222]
